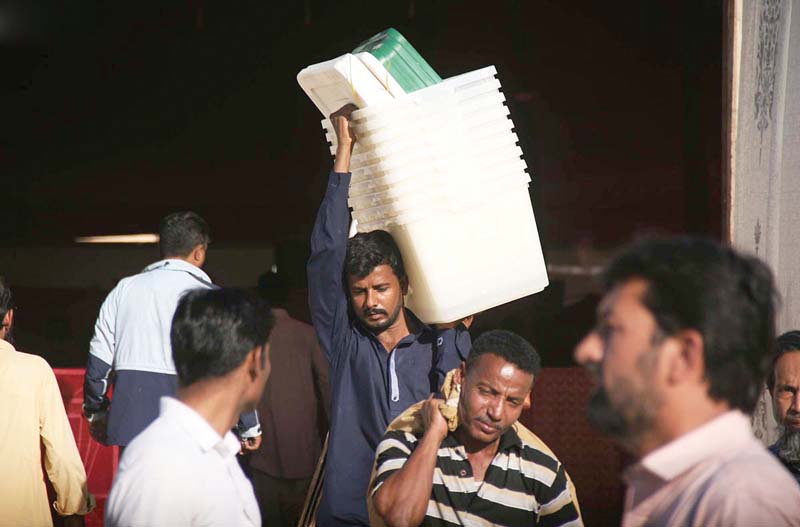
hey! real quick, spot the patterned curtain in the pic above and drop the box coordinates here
[728,0,800,445]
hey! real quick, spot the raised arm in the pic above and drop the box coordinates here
[372,397,448,527]
[307,104,357,364]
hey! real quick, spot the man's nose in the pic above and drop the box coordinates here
[574,333,604,366]
[792,391,800,413]
[364,289,378,307]
[487,398,503,422]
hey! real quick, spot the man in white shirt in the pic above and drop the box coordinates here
[574,237,800,527]
[105,287,274,527]
[83,211,261,447]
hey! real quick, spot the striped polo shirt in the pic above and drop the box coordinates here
[372,425,582,527]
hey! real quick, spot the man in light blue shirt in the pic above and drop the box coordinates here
[82,211,260,447]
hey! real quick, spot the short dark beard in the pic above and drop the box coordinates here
[776,424,800,465]
[358,302,403,334]
[585,347,662,453]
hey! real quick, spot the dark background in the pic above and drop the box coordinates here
[2,0,721,247]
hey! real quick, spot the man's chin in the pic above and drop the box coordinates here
[587,390,631,441]
[359,317,392,333]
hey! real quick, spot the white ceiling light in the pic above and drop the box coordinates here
[75,233,160,244]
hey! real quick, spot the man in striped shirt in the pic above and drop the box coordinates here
[370,330,582,527]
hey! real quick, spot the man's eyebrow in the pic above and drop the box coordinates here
[596,298,612,321]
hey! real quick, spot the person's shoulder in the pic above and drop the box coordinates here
[692,442,800,524]
[709,439,800,488]
[8,349,53,377]
[512,423,564,484]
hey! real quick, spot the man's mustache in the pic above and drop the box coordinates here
[475,417,501,431]
[363,308,387,317]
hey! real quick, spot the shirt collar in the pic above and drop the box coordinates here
[624,410,752,483]
[0,339,16,354]
[441,424,523,452]
[143,258,212,285]
[159,397,241,458]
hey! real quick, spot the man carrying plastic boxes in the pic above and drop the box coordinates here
[308,104,472,526]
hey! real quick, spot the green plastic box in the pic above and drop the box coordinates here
[353,28,442,93]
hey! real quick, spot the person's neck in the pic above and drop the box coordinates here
[177,379,244,438]
[374,308,413,352]
[454,426,501,460]
[636,393,730,458]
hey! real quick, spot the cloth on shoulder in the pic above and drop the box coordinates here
[367,369,582,527]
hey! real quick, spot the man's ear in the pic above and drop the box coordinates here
[247,346,266,381]
[190,244,207,267]
[666,329,705,385]
[522,392,532,411]
[2,308,13,330]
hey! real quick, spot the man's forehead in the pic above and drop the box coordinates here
[597,278,649,320]
[776,351,800,381]
[471,354,533,386]
[349,264,396,284]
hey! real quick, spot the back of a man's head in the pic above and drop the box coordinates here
[171,288,274,387]
[257,271,289,308]
[345,230,407,282]
[159,211,210,259]
[604,237,776,413]
[466,329,542,378]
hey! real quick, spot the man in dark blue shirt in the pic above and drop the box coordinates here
[308,104,472,526]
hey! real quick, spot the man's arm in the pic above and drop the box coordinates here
[83,286,120,442]
[39,360,95,520]
[236,410,262,452]
[537,464,583,527]
[373,396,448,527]
[307,104,357,365]
[309,330,331,426]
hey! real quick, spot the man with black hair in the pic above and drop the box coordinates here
[0,276,95,526]
[574,237,800,526]
[768,330,800,484]
[249,271,330,527]
[83,211,261,449]
[308,105,472,526]
[105,288,274,527]
[370,330,582,527]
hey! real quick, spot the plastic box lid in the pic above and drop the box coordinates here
[352,28,442,93]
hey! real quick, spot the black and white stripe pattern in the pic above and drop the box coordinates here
[373,427,582,527]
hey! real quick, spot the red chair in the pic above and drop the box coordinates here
[53,368,119,527]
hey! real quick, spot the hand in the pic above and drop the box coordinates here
[239,435,262,455]
[88,415,108,445]
[330,104,358,146]
[330,104,358,173]
[62,515,85,527]
[421,395,449,443]
[434,314,474,330]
